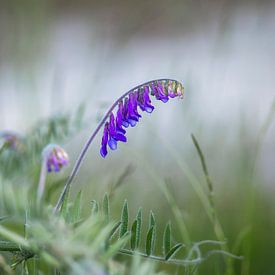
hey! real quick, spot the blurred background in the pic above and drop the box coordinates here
[0,0,274,274]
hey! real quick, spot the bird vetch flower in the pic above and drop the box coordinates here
[100,79,184,158]
[43,144,69,172]
[0,131,24,152]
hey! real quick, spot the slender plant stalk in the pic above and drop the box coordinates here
[191,134,233,275]
[143,128,236,273]
[37,158,47,205]
[54,79,178,213]
[191,134,214,211]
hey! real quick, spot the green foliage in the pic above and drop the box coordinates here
[0,104,86,179]
[0,106,244,274]
[163,222,171,256]
[119,200,129,238]
[103,193,110,224]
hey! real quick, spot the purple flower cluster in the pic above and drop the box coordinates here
[43,144,69,172]
[100,80,184,158]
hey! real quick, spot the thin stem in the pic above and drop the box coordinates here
[37,157,48,206]
[54,78,179,213]
[118,248,202,266]
[118,247,242,267]
[0,241,21,252]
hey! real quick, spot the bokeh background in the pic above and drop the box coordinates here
[0,0,275,274]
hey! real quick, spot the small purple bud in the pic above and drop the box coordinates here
[0,132,24,152]
[176,82,184,98]
[167,80,177,98]
[43,144,69,173]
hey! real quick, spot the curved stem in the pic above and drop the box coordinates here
[54,78,179,213]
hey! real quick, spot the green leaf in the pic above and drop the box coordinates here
[71,191,82,224]
[136,208,142,248]
[60,187,70,220]
[131,220,138,250]
[119,200,128,238]
[165,243,183,261]
[108,222,122,241]
[149,211,156,229]
[102,193,110,223]
[146,226,156,256]
[163,222,171,256]
[91,200,99,215]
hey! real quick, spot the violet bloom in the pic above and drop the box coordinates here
[100,79,184,158]
[0,132,23,151]
[43,144,69,172]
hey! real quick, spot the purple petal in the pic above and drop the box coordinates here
[108,137,117,150]
[115,133,127,142]
[157,82,169,103]
[144,105,154,113]
[109,113,116,137]
[122,120,129,127]
[100,145,108,158]
[128,118,138,127]
[101,123,109,145]
[143,86,155,113]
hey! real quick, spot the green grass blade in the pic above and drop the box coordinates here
[108,222,122,241]
[163,222,171,256]
[131,219,138,250]
[60,186,70,220]
[71,191,82,223]
[149,211,156,229]
[136,208,142,248]
[102,193,110,223]
[91,200,99,215]
[119,200,128,238]
[146,226,155,256]
[165,243,183,260]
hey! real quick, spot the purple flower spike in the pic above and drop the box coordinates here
[98,79,184,158]
[43,144,69,173]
